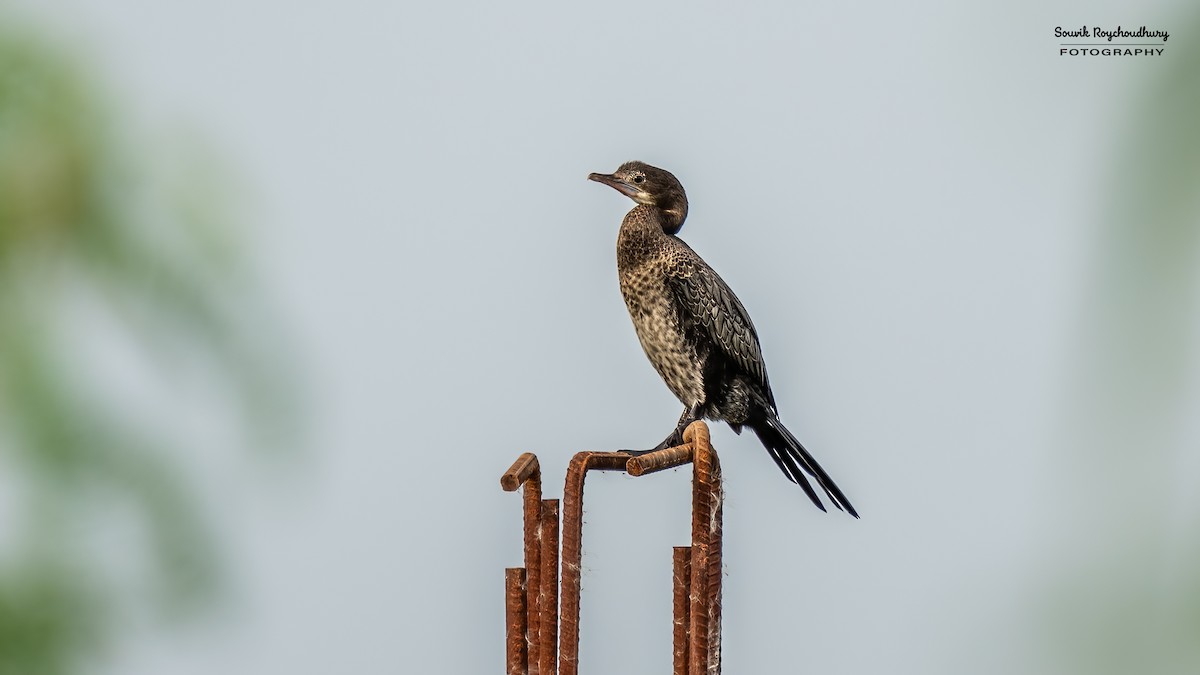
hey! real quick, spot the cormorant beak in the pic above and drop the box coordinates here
[588,172,640,198]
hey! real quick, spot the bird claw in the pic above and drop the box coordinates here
[619,432,684,457]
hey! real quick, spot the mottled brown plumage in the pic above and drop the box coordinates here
[589,161,857,517]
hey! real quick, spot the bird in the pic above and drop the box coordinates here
[588,161,858,517]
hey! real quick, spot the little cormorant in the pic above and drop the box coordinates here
[588,161,858,517]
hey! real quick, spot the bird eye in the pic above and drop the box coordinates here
[632,174,645,184]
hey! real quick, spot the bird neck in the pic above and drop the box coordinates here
[620,205,670,239]
[617,206,670,270]
[622,198,687,237]
[657,195,688,234]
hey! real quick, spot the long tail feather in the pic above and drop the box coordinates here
[750,415,859,518]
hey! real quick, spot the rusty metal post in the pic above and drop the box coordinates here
[505,421,723,675]
[672,546,692,675]
[502,453,546,675]
[686,422,723,675]
[539,499,560,675]
[506,568,529,674]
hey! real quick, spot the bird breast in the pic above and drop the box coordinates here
[618,258,706,408]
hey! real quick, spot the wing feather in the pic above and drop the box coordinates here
[667,251,770,392]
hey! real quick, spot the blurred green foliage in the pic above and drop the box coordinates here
[1052,7,1200,675]
[0,22,293,675]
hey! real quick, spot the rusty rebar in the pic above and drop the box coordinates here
[685,421,723,675]
[672,546,692,675]
[558,451,630,675]
[502,453,545,674]
[501,452,541,492]
[539,499,560,675]
[626,443,694,476]
[506,568,529,675]
[505,422,724,675]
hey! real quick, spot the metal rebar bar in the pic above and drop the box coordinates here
[685,421,723,675]
[502,453,544,674]
[672,546,692,675]
[506,423,724,675]
[524,485,543,673]
[506,567,529,675]
[539,499,560,675]
[501,452,541,492]
[625,443,694,476]
[558,451,630,675]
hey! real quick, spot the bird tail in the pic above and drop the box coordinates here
[750,414,859,518]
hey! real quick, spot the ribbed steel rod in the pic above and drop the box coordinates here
[672,546,692,675]
[505,568,528,675]
[503,421,723,675]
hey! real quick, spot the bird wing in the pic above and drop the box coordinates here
[668,246,771,394]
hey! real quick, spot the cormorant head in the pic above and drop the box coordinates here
[588,161,689,234]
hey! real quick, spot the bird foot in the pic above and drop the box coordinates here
[618,432,684,456]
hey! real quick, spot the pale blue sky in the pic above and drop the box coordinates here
[9,1,1198,673]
